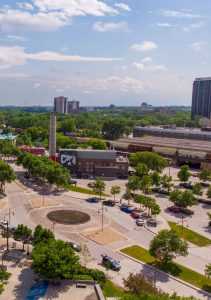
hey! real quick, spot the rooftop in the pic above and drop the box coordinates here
[0,135,17,141]
[60,149,116,160]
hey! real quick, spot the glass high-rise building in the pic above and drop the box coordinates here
[191,77,211,119]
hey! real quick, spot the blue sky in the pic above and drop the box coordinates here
[0,0,210,106]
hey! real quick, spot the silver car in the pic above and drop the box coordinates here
[136,218,144,226]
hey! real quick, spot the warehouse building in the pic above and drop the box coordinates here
[59,149,128,178]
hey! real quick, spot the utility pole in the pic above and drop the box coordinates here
[98,202,107,231]
[6,221,9,251]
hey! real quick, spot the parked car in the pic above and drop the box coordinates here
[10,227,17,233]
[120,204,133,213]
[103,200,115,207]
[101,254,121,271]
[152,187,169,195]
[147,219,158,227]
[201,182,210,187]
[179,182,193,189]
[117,174,128,179]
[179,207,194,215]
[128,171,134,176]
[209,220,211,227]
[136,218,144,226]
[86,197,99,203]
[192,172,200,177]
[167,206,181,213]
[24,173,30,179]
[131,211,140,219]
[0,221,8,229]
[83,174,89,179]
[70,180,77,186]
[87,182,94,188]
[69,241,81,252]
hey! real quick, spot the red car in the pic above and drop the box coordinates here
[167,206,180,213]
[131,211,140,219]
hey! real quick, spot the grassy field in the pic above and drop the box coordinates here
[121,245,211,293]
[168,221,211,247]
[64,184,110,197]
[102,280,128,297]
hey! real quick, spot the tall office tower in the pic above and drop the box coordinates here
[68,100,80,114]
[54,96,68,114]
[49,113,56,161]
[191,78,211,119]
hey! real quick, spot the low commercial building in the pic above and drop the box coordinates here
[111,136,211,169]
[19,145,45,155]
[59,149,128,178]
[133,126,211,141]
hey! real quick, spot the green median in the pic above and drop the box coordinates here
[168,221,211,247]
[120,245,211,293]
[102,280,127,297]
[63,184,110,197]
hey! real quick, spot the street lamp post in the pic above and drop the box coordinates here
[168,159,172,177]
[52,220,56,232]
[4,209,15,250]
[98,202,107,231]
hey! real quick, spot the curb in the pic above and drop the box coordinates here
[117,250,211,299]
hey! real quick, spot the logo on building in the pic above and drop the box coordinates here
[60,153,76,166]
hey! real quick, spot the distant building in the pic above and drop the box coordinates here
[59,149,128,178]
[68,100,80,114]
[19,146,45,155]
[54,96,68,114]
[140,102,148,111]
[191,77,211,119]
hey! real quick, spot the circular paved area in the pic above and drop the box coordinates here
[47,209,90,225]
[29,204,110,233]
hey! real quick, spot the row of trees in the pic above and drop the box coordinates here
[0,159,15,194]
[17,151,70,189]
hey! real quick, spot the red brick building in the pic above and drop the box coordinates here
[59,149,128,178]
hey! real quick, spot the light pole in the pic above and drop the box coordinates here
[52,220,56,232]
[5,208,15,227]
[168,159,172,177]
[98,202,107,231]
[178,215,188,238]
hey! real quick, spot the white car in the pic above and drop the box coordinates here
[0,221,8,229]
[136,218,144,226]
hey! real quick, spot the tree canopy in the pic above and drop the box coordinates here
[130,152,167,172]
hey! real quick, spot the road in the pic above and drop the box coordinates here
[0,167,210,300]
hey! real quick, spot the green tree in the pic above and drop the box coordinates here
[87,138,106,150]
[0,159,16,194]
[151,171,161,187]
[134,194,147,210]
[110,185,121,203]
[199,169,211,184]
[123,273,162,296]
[143,196,156,215]
[205,264,211,278]
[102,118,130,140]
[149,229,188,265]
[177,165,191,183]
[151,203,161,219]
[129,152,167,172]
[140,175,152,194]
[33,225,55,245]
[134,163,149,179]
[179,190,197,208]
[31,239,80,280]
[124,188,133,206]
[92,179,106,199]
[127,176,140,196]
[58,119,76,134]
[160,175,173,192]
[80,244,94,270]
[206,186,211,200]
[14,224,32,250]
[169,189,182,206]
[0,268,11,295]
[192,183,203,196]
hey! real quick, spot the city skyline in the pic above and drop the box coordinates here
[0,0,211,106]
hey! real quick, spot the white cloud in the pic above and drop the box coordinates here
[190,41,205,51]
[33,83,42,88]
[0,45,123,69]
[153,22,179,28]
[32,0,117,17]
[0,0,119,32]
[132,62,167,72]
[93,21,128,32]
[114,3,131,12]
[0,10,69,31]
[7,34,26,41]
[130,41,157,52]
[17,2,34,10]
[182,21,205,32]
[161,10,203,18]
[142,57,153,64]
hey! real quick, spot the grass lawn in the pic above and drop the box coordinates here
[64,184,110,197]
[102,280,128,297]
[168,221,211,247]
[120,245,211,293]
